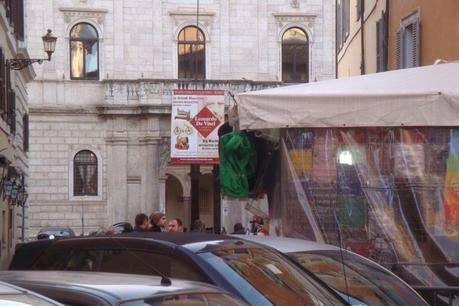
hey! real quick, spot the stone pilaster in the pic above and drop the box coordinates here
[139,135,161,214]
[106,134,128,224]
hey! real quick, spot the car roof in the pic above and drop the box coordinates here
[0,280,64,305]
[234,235,340,253]
[38,227,74,233]
[120,232,236,245]
[0,271,224,302]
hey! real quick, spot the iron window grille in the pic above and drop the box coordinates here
[73,150,98,196]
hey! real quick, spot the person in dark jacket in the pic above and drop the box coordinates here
[149,212,167,232]
[191,219,204,232]
[231,222,246,235]
[133,213,149,232]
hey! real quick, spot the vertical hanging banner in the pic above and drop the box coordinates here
[171,90,224,164]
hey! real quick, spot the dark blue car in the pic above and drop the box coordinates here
[10,233,349,305]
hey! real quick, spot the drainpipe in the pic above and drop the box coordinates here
[335,0,338,78]
[385,0,389,71]
[21,204,25,242]
[360,0,365,75]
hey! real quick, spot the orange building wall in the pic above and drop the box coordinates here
[388,0,459,70]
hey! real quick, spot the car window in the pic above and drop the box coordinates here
[34,248,207,282]
[289,250,426,306]
[121,293,247,306]
[198,242,346,306]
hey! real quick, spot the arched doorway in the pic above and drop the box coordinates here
[198,173,214,231]
[165,174,186,230]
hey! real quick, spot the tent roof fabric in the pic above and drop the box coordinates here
[235,63,459,129]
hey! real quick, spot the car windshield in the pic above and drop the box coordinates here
[289,250,427,306]
[197,241,345,306]
[120,293,247,306]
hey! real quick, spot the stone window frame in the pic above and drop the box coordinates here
[276,22,314,83]
[69,22,100,80]
[60,6,107,81]
[177,25,207,80]
[281,27,310,83]
[172,20,212,79]
[69,147,103,201]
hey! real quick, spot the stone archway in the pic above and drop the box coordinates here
[165,174,189,231]
[198,172,214,231]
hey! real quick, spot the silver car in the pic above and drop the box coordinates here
[0,280,64,306]
[237,235,428,306]
[0,271,247,306]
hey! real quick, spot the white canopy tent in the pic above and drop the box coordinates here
[235,63,459,130]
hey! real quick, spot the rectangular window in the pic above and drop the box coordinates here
[0,48,4,115]
[376,12,388,72]
[337,0,350,52]
[3,63,9,122]
[23,114,29,152]
[8,208,12,249]
[11,0,24,40]
[343,0,350,42]
[1,210,5,246]
[3,0,24,40]
[336,0,342,51]
[356,0,362,21]
[8,90,16,135]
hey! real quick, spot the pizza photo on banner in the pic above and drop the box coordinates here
[171,90,224,164]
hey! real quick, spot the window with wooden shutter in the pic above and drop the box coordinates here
[13,0,24,41]
[356,0,362,21]
[8,91,15,135]
[343,0,350,41]
[376,11,388,72]
[3,0,24,40]
[3,65,10,122]
[5,0,11,19]
[412,19,420,67]
[336,0,350,51]
[0,48,4,115]
[337,0,342,51]
[23,114,29,152]
[396,30,401,69]
[396,12,420,69]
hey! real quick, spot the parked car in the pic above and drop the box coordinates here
[0,280,64,306]
[111,222,134,233]
[237,235,428,306]
[10,232,350,306]
[37,227,76,240]
[0,270,246,306]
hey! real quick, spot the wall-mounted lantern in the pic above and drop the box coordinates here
[7,29,57,70]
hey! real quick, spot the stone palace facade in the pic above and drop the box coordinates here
[25,0,335,237]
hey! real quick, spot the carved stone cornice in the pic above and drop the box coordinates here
[103,79,281,106]
[290,0,300,9]
[29,105,99,115]
[169,9,215,27]
[96,105,171,116]
[138,135,161,145]
[273,12,317,23]
[105,135,129,144]
[59,7,108,23]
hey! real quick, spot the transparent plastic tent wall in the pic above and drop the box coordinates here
[271,127,459,287]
